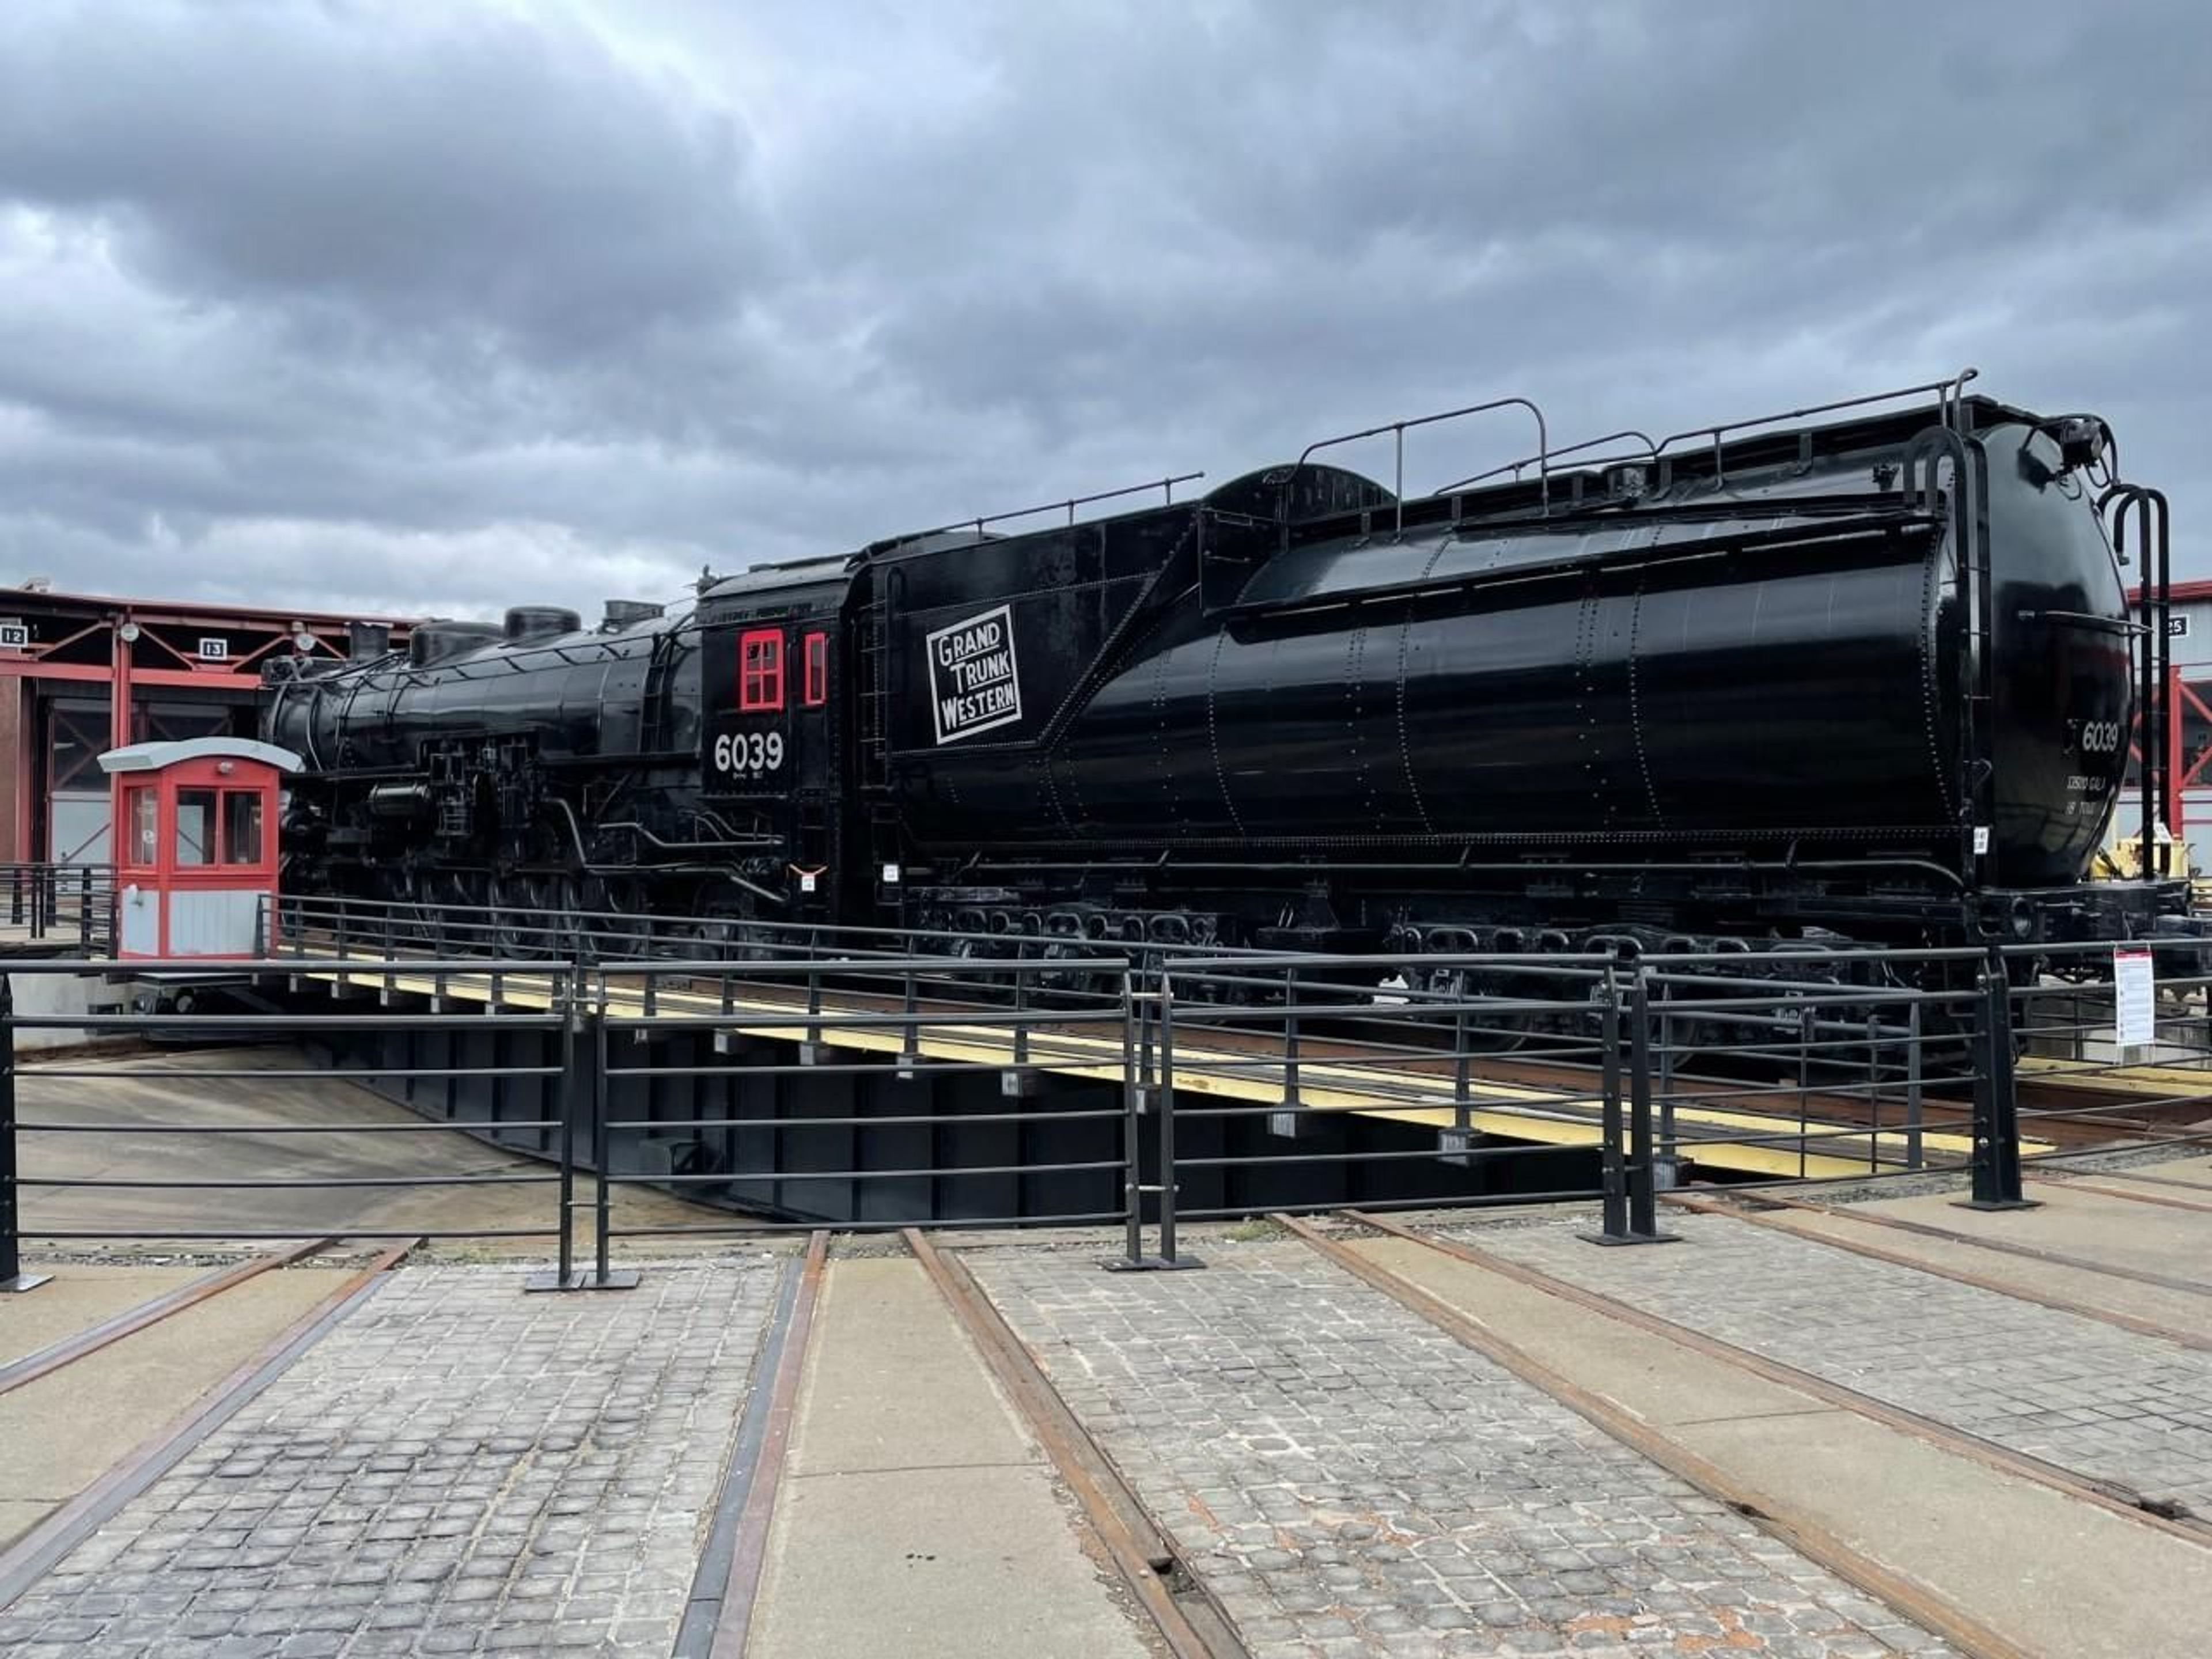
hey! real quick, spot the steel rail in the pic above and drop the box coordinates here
[903,1228,1248,1659]
[0,1236,334,1399]
[694,1230,827,1659]
[1270,1211,2029,1659]
[1342,1209,2212,1543]
[2031,1173,2212,1215]
[0,1237,416,1615]
[1661,1192,2212,1353]
[1702,1187,2212,1301]
[2055,1166,2212,1196]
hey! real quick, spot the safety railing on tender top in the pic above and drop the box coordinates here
[2,862,117,953]
[0,955,585,1296]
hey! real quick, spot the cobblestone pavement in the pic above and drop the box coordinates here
[0,1260,780,1658]
[969,1238,1948,1659]
[1453,1211,2212,1518]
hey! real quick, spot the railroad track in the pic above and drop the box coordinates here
[1277,1205,2212,1659]
[0,1237,418,1611]
[676,1229,1249,1659]
[0,1236,348,1399]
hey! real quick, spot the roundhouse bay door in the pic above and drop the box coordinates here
[707,617,838,915]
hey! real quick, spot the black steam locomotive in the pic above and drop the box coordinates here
[263,376,2181,971]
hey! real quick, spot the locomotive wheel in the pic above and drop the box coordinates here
[578,874,654,960]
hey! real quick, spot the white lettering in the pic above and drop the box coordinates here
[712,728,786,778]
[923,604,1024,744]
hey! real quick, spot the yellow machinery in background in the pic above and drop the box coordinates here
[2092,820,2203,907]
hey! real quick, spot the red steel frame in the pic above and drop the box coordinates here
[0,593,411,863]
[2171,665,2207,825]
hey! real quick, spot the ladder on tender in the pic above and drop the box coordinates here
[856,581,891,790]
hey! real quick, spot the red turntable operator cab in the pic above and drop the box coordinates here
[99,738,300,960]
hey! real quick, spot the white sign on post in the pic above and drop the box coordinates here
[2114,946,2157,1050]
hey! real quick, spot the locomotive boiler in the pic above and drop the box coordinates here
[263,374,2181,969]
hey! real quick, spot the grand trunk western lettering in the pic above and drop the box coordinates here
[926,604,1023,744]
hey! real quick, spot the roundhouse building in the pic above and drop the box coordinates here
[0,585,412,867]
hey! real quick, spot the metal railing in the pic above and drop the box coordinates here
[0,956,577,1295]
[2,863,116,953]
[10,927,2209,1294]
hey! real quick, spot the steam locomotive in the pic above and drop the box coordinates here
[263,376,2181,972]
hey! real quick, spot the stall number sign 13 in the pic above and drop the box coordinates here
[715,730,785,776]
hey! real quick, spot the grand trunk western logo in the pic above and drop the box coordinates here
[926,604,1022,744]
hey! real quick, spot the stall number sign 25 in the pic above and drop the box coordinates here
[715,730,785,776]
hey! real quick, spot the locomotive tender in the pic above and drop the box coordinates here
[263,375,2181,974]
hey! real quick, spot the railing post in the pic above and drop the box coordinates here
[587,977,638,1288]
[1963,948,2033,1210]
[1583,965,1630,1245]
[1115,971,1145,1268]
[898,966,919,1075]
[1282,965,1301,1112]
[1905,999,1924,1172]
[1586,965,1677,1247]
[1155,973,1194,1267]
[1452,987,1472,1130]
[1797,1003,1816,1181]
[2,975,50,1293]
[527,968,583,1293]
[801,962,824,1065]
[1134,955,1156,1115]
[77,868,93,952]
[1109,969,1202,1271]
[1866,1015,1883,1175]
[1013,939,1031,1070]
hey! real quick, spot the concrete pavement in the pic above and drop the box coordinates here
[748,1255,1155,1659]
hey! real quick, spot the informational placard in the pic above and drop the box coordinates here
[2114,946,2157,1049]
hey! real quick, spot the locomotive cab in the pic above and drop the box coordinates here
[697,554,855,918]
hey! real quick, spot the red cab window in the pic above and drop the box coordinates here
[224,791,265,866]
[740,629,784,711]
[803,631,828,706]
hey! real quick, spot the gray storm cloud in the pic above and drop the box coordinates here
[0,0,2205,617]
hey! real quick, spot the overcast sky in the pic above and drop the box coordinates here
[1,0,2207,621]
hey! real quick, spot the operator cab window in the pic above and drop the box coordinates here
[740,629,785,711]
[175,787,216,866]
[125,786,157,869]
[224,791,264,866]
